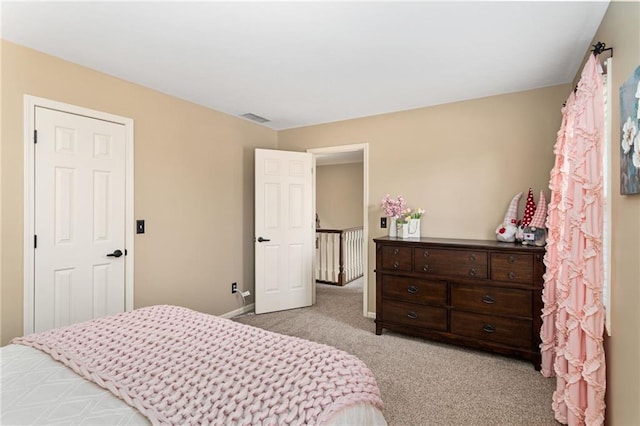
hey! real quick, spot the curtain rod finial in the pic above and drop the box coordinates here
[592,41,613,57]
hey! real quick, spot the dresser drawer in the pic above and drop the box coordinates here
[382,275,447,306]
[490,253,533,284]
[450,283,532,318]
[383,300,447,331]
[381,245,412,272]
[414,248,487,279]
[451,311,532,349]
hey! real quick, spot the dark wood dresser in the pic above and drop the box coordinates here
[373,236,545,369]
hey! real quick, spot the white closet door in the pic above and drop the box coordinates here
[34,106,126,332]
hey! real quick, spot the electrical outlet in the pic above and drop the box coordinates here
[231,282,237,293]
[381,217,387,228]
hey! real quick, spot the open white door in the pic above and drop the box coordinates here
[254,148,313,314]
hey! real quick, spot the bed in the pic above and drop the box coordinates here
[1,305,386,425]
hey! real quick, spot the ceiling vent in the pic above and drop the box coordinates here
[241,113,270,123]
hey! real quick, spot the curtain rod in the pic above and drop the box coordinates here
[562,41,613,105]
[592,41,613,58]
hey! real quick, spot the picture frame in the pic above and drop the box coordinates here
[619,65,640,195]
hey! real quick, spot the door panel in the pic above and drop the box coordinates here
[53,268,73,328]
[289,244,304,290]
[255,149,313,314]
[34,106,126,332]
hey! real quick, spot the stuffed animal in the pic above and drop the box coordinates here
[515,221,524,242]
[495,192,522,242]
[522,191,547,246]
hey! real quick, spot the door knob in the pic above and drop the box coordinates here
[257,237,271,243]
[107,249,123,258]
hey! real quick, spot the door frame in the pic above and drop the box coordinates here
[307,143,370,318]
[22,95,135,335]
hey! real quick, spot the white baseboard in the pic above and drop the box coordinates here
[221,303,255,319]
[224,304,370,319]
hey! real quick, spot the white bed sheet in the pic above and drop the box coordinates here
[1,344,386,425]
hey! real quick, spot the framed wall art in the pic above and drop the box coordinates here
[619,65,640,195]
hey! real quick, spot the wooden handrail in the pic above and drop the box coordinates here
[316,226,363,233]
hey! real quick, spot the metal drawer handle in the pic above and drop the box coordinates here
[393,261,399,269]
[508,255,516,264]
[508,272,516,280]
[394,248,399,255]
[407,311,418,319]
[483,324,496,333]
[423,264,429,272]
[407,286,418,294]
[469,253,477,261]
[469,268,477,277]
[482,294,495,304]
[423,250,429,257]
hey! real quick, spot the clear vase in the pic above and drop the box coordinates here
[388,217,397,237]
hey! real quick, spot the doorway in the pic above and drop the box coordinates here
[307,144,369,317]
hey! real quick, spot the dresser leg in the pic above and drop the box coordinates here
[533,354,542,371]
[375,321,382,335]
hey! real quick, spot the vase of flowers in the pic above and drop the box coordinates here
[397,216,409,239]
[388,217,397,237]
[380,194,406,238]
[407,208,424,238]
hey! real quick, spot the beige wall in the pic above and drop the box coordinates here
[316,163,363,229]
[2,8,637,421]
[0,40,278,345]
[587,1,640,424]
[278,85,570,311]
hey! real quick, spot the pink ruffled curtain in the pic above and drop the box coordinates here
[540,54,606,425]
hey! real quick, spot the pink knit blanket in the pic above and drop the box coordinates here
[12,305,383,425]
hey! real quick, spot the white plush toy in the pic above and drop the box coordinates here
[495,192,522,242]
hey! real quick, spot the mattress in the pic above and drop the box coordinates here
[1,344,147,425]
[1,306,386,425]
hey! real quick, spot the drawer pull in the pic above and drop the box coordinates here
[393,261,399,269]
[469,268,477,277]
[423,264,430,272]
[482,294,496,304]
[508,255,516,264]
[394,248,399,255]
[407,286,418,294]
[407,311,418,319]
[508,272,516,280]
[482,324,496,333]
[469,253,477,261]
[423,250,429,257]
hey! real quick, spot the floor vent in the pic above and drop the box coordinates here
[241,113,270,123]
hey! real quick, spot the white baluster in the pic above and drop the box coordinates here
[315,232,320,281]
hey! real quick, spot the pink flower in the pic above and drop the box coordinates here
[380,194,407,218]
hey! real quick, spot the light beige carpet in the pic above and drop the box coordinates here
[234,278,558,426]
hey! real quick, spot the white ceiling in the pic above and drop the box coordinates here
[1,1,610,130]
